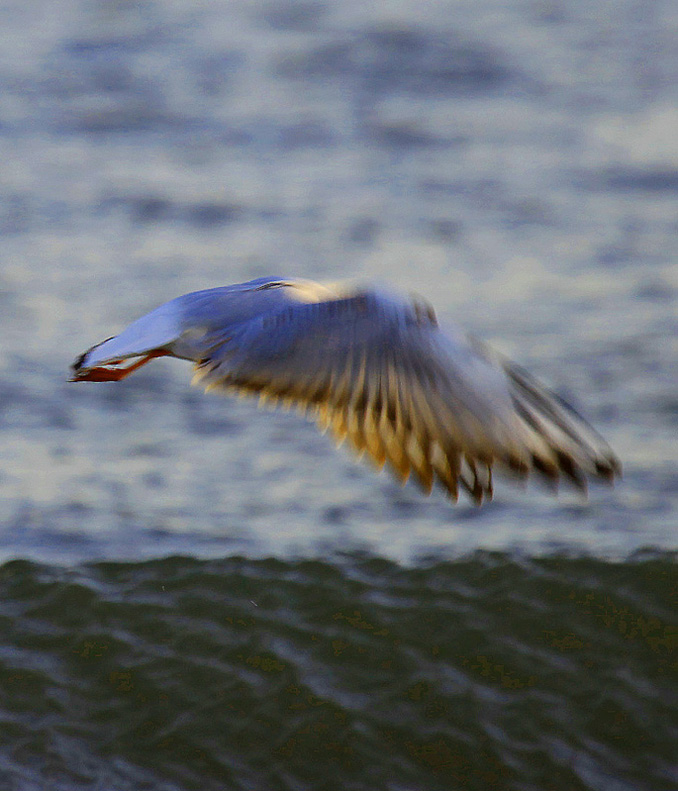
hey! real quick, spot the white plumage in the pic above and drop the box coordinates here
[71,276,620,504]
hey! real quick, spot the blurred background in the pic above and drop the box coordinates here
[0,1,676,789]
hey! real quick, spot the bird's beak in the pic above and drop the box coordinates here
[70,349,169,382]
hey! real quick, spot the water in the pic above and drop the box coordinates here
[0,0,677,788]
[1,553,676,791]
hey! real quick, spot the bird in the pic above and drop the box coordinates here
[70,276,620,504]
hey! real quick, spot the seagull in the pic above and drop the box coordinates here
[70,276,620,504]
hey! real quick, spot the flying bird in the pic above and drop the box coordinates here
[71,276,620,504]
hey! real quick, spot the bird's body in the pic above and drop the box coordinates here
[71,276,620,504]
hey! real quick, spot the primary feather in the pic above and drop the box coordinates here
[71,276,620,504]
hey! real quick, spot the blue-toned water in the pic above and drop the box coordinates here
[0,0,676,788]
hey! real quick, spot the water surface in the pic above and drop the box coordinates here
[0,0,677,788]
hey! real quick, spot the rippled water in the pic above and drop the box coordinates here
[1,0,677,788]
[2,553,676,791]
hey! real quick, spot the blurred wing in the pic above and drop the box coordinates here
[191,290,620,503]
[71,277,339,373]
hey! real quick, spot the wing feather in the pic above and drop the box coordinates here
[189,287,619,503]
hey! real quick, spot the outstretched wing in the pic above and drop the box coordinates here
[191,288,620,503]
[71,277,340,375]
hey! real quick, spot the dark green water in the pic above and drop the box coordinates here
[1,552,675,791]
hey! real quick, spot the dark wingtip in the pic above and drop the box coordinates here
[554,451,588,493]
[594,456,622,484]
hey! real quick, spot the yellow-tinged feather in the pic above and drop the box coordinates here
[406,434,434,494]
[330,409,348,446]
[363,408,387,468]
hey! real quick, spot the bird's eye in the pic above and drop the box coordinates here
[255,281,288,291]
